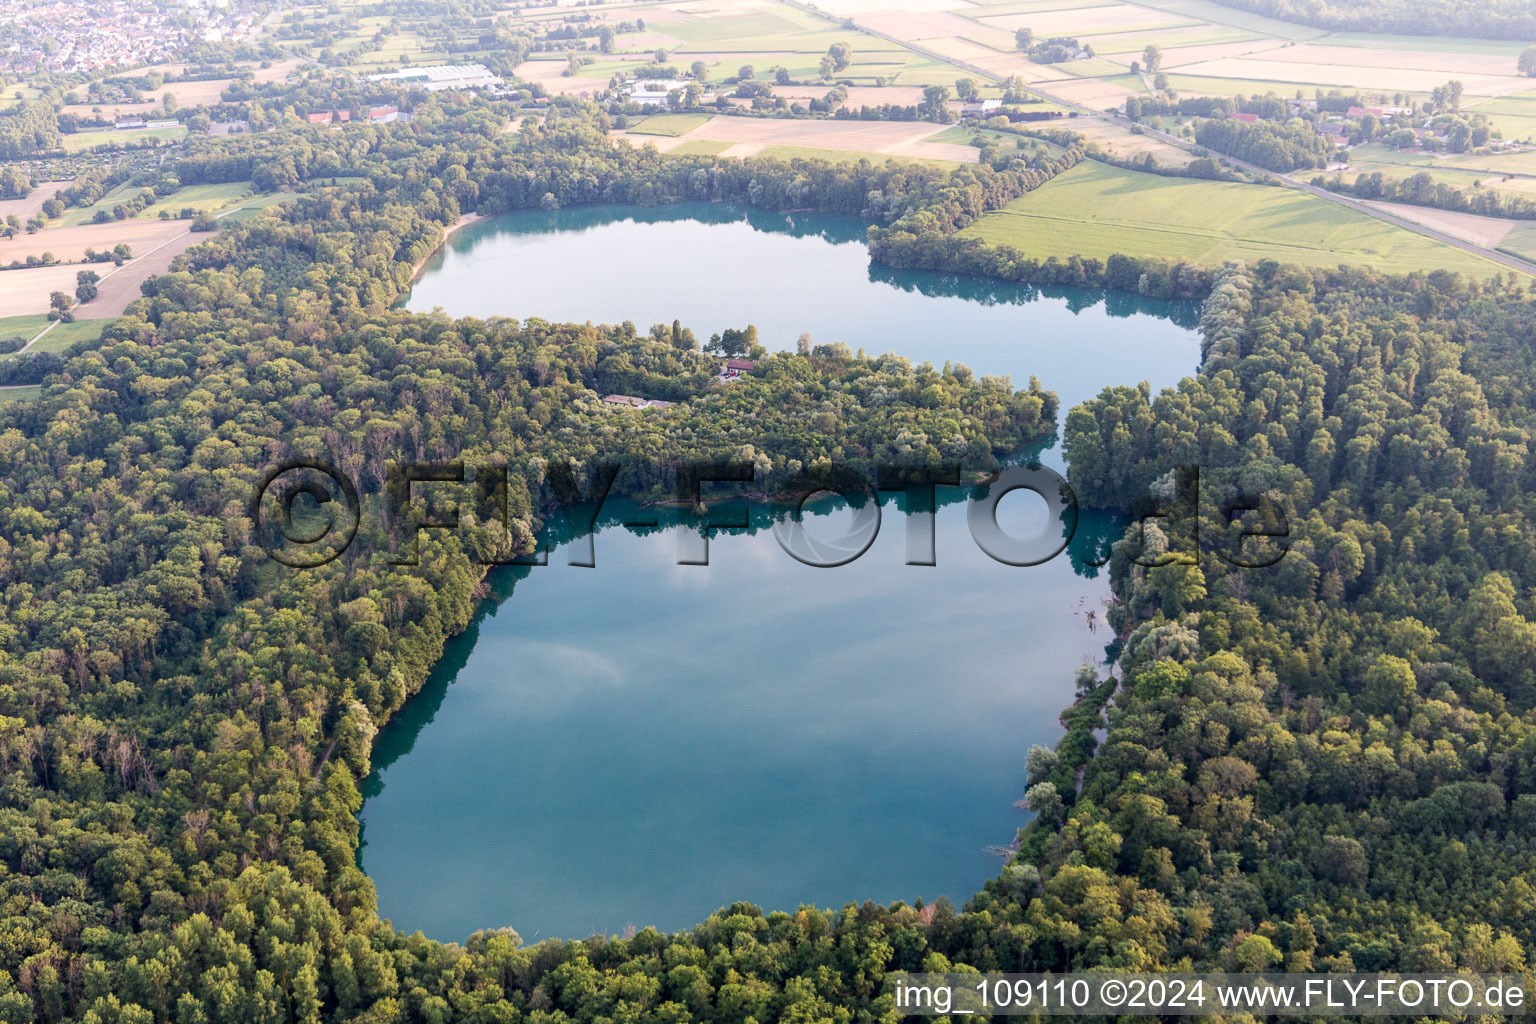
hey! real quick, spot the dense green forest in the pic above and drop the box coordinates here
[0,92,1534,1022]
[1209,0,1536,38]
[1192,117,1334,173]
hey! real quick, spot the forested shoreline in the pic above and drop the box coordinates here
[0,93,1533,1022]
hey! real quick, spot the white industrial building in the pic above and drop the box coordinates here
[368,64,503,92]
[626,79,693,108]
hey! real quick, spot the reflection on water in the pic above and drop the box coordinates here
[404,202,1200,470]
[362,202,1200,941]
[360,491,1128,941]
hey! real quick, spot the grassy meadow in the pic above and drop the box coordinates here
[961,160,1509,277]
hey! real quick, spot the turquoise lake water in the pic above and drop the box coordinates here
[359,202,1201,941]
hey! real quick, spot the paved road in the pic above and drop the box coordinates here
[786,0,1536,277]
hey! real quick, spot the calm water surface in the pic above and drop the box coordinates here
[360,203,1201,941]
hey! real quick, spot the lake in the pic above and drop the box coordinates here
[360,202,1200,942]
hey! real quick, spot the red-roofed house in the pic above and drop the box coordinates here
[1231,112,1260,124]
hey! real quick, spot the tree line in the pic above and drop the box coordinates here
[1210,0,1536,39]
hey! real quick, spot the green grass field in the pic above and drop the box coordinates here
[217,192,301,223]
[1462,100,1536,141]
[665,139,735,157]
[30,318,108,353]
[1134,0,1326,40]
[0,316,107,358]
[961,160,1509,277]
[627,114,711,137]
[139,181,255,219]
[61,125,187,153]
[1315,32,1528,55]
[1498,221,1536,263]
[0,315,50,346]
[0,386,43,403]
[60,183,142,226]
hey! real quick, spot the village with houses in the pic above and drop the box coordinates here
[0,0,265,77]
[2,0,1536,345]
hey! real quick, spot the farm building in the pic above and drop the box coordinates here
[962,99,1002,118]
[626,80,691,107]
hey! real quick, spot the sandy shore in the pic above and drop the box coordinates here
[409,212,484,283]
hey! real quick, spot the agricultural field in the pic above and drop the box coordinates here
[506,0,1536,245]
[0,265,88,317]
[136,181,258,219]
[0,315,51,347]
[60,125,187,153]
[1068,116,1197,168]
[960,160,1508,277]
[1363,200,1519,248]
[512,0,948,89]
[752,144,964,165]
[217,192,302,223]
[18,317,110,355]
[665,139,736,156]
[613,113,980,162]
[1499,220,1536,263]
[625,113,713,137]
[0,180,74,224]
[0,219,186,266]
[60,78,233,119]
[1338,144,1536,198]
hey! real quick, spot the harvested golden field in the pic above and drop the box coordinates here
[1155,39,1284,66]
[976,3,1193,36]
[857,9,993,39]
[772,85,929,106]
[62,78,234,118]
[680,116,979,159]
[1180,55,1527,96]
[513,60,612,97]
[919,35,1015,63]
[1265,43,1520,77]
[1364,201,1517,249]
[0,265,89,316]
[815,0,961,14]
[253,58,306,83]
[614,116,979,162]
[80,231,205,320]
[0,181,73,224]
[1041,77,1142,110]
[0,220,187,266]
[1069,117,1197,168]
